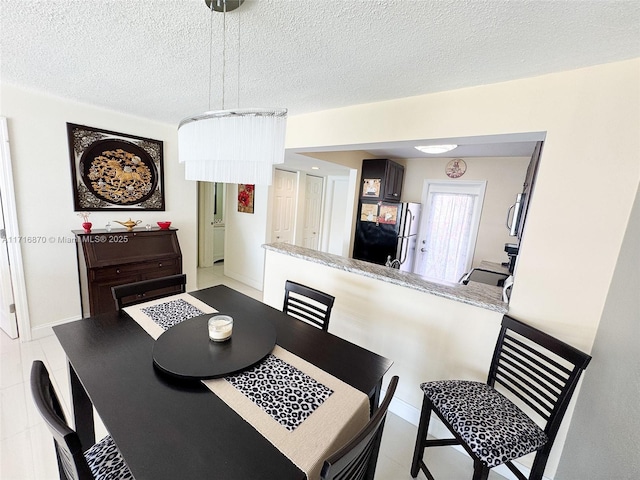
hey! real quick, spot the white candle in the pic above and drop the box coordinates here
[208,315,233,342]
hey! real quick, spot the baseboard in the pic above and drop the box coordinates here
[385,391,551,480]
[30,314,82,340]
[223,269,263,291]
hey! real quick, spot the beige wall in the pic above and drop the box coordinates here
[281,58,640,478]
[402,156,530,267]
[287,58,640,351]
[0,84,198,335]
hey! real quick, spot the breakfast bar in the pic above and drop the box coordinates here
[263,243,508,313]
[261,243,507,413]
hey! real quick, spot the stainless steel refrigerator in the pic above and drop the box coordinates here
[353,202,421,272]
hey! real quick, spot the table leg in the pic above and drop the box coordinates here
[68,361,95,450]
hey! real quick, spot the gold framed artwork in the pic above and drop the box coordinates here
[237,184,255,214]
[362,178,381,198]
[67,123,165,211]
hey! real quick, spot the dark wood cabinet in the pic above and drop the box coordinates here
[360,159,405,202]
[74,228,182,317]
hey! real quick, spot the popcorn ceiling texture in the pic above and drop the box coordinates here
[1,0,638,125]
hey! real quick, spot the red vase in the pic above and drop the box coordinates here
[82,222,92,233]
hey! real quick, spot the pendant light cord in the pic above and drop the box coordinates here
[221,0,227,110]
[237,2,240,109]
[207,1,214,111]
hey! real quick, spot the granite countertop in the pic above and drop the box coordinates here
[263,243,508,314]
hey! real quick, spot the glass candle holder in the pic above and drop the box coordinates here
[208,315,233,342]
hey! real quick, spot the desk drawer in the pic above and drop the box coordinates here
[91,258,179,281]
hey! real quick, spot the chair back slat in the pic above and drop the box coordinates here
[500,348,565,396]
[112,273,187,310]
[321,376,398,480]
[283,280,335,331]
[498,353,562,415]
[488,315,591,441]
[30,361,94,480]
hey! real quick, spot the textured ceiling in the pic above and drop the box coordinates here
[2,0,639,128]
[4,0,638,175]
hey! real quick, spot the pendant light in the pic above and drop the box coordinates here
[178,0,287,185]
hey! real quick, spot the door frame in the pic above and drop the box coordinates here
[0,117,31,340]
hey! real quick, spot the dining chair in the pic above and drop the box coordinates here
[410,314,591,480]
[283,280,335,331]
[30,360,134,480]
[111,273,187,310]
[320,375,399,480]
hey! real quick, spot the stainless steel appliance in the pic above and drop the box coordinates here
[353,202,421,272]
[506,193,524,237]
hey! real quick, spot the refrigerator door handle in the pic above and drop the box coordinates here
[405,207,412,237]
[399,237,409,265]
[506,204,515,229]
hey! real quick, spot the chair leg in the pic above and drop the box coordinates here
[472,460,490,480]
[410,396,433,478]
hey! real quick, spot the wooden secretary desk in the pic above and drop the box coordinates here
[74,228,182,317]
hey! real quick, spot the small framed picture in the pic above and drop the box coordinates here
[360,203,378,222]
[362,178,381,197]
[378,205,398,225]
[237,184,255,214]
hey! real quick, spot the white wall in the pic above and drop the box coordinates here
[224,183,269,290]
[402,156,530,267]
[282,59,640,477]
[555,183,640,479]
[0,84,198,335]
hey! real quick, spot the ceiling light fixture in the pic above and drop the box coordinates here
[178,0,287,185]
[414,144,458,154]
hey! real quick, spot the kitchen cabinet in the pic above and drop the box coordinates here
[74,228,182,317]
[360,159,405,202]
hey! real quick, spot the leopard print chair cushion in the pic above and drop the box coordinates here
[420,380,548,468]
[84,435,134,480]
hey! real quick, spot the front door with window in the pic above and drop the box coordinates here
[413,180,486,283]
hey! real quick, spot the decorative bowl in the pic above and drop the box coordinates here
[157,221,171,230]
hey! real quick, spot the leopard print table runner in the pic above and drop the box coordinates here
[126,294,370,480]
[123,293,217,339]
[225,354,334,431]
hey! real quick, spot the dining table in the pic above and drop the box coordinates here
[53,284,393,480]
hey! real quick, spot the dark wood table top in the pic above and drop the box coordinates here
[54,285,393,480]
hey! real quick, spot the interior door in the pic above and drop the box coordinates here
[271,169,297,244]
[197,182,215,267]
[0,186,17,338]
[302,175,323,250]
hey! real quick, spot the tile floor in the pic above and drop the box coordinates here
[0,264,506,479]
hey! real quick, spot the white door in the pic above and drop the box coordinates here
[0,118,18,338]
[302,175,323,250]
[0,193,17,338]
[271,170,297,244]
[413,180,486,283]
[325,177,349,255]
[198,182,215,267]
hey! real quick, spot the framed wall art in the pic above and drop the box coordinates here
[67,123,165,211]
[362,178,381,198]
[378,205,398,225]
[237,184,254,214]
[360,203,378,222]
